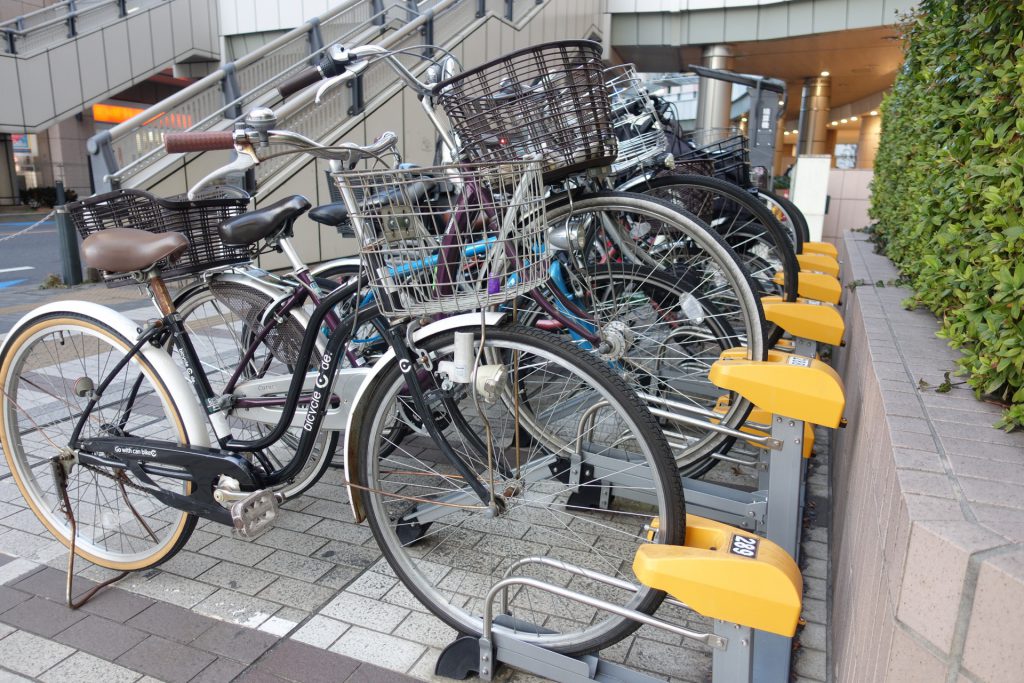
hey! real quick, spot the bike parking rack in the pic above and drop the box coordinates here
[436,515,803,683]
[435,306,848,683]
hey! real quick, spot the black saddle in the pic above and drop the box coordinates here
[219,195,311,246]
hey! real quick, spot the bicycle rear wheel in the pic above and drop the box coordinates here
[355,323,685,655]
[520,262,744,476]
[0,311,196,570]
[638,174,799,301]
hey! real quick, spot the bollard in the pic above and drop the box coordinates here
[55,181,83,286]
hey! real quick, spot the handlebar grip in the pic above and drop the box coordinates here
[278,67,322,98]
[165,131,236,153]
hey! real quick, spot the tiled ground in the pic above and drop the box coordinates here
[0,282,829,682]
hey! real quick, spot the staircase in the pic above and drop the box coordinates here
[0,0,219,133]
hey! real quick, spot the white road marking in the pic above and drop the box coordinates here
[0,266,34,273]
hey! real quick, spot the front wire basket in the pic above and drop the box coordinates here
[673,129,751,188]
[332,159,549,319]
[434,40,617,183]
[604,64,667,175]
[66,187,251,286]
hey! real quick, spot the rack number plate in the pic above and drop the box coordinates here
[729,534,759,558]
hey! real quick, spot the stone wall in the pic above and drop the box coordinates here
[829,231,1024,682]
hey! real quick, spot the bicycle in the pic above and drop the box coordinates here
[129,41,769,476]
[1,127,688,653]
[604,65,801,341]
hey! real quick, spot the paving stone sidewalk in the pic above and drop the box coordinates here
[0,284,830,683]
[0,552,414,683]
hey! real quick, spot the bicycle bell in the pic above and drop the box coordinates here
[244,107,278,146]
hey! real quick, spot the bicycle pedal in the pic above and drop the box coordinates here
[230,489,279,540]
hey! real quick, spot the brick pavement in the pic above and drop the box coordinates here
[0,282,830,682]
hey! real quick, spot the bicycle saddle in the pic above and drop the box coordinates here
[219,195,311,246]
[81,228,189,274]
[308,202,350,227]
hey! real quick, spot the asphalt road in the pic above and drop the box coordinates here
[0,211,68,288]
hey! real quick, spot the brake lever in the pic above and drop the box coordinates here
[315,59,369,105]
[187,149,257,201]
[183,131,258,200]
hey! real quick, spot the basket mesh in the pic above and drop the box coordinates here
[434,41,617,182]
[66,188,251,286]
[604,65,667,175]
[332,160,549,319]
[673,130,751,188]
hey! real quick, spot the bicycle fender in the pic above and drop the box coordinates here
[343,311,506,523]
[0,301,210,449]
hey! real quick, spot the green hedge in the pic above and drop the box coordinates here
[871,1,1024,429]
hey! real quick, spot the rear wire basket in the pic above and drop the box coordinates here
[433,40,617,183]
[673,129,752,188]
[66,188,251,286]
[604,64,667,175]
[332,159,548,319]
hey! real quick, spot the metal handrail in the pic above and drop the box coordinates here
[88,0,548,193]
[1,0,160,55]
[99,1,417,185]
[99,0,366,144]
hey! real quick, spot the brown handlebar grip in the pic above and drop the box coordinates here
[164,131,236,153]
[278,67,322,98]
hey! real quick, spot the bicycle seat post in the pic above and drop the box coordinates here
[147,269,177,317]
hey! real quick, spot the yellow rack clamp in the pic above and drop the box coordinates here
[796,253,840,278]
[634,515,802,637]
[773,271,842,305]
[709,355,845,428]
[802,241,838,259]
[760,296,845,346]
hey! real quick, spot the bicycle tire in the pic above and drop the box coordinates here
[759,189,809,251]
[548,189,765,366]
[355,323,685,656]
[0,311,197,570]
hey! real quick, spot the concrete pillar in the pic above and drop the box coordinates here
[856,113,882,168]
[0,134,18,206]
[796,75,830,156]
[695,44,733,139]
[45,116,96,198]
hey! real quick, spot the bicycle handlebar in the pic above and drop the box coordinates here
[278,67,329,98]
[164,131,237,153]
[687,64,785,94]
[277,44,413,99]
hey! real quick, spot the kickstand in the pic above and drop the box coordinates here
[51,457,129,609]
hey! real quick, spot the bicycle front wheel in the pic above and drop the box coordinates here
[0,311,196,570]
[355,323,685,655]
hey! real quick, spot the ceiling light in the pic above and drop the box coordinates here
[870,110,878,116]
[741,117,748,122]
[820,70,830,77]
[840,118,848,123]
[831,121,838,126]
[783,130,790,135]
[850,116,858,121]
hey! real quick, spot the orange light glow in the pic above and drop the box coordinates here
[92,103,146,124]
